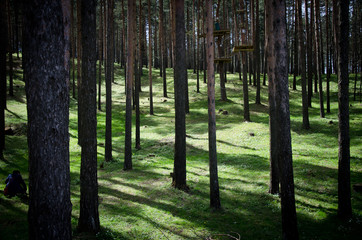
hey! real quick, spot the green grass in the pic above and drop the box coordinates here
[1,56,362,240]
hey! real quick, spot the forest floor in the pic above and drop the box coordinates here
[1,57,362,240]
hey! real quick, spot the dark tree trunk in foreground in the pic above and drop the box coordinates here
[105,0,114,162]
[0,0,7,159]
[297,0,310,129]
[173,0,188,191]
[77,0,100,233]
[124,0,135,170]
[337,0,352,220]
[206,0,221,209]
[24,0,72,239]
[266,1,299,239]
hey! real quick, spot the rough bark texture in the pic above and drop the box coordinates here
[297,0,310,129]
[105,0,114,162]
[266,1,299,239]
[173,0,187,190]
[0,0,7,159]
[24,1,72,239]
[124,0,135,170]
[77,0,99,233]
[337,0,352,220]
[206,0,221,210]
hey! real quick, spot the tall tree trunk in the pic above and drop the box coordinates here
[196,0,200,93]
[124,0,135,170]
[241,0,250,122]
[71,0,76,99]
[305,0,313,107]
[77,0,100,233]
[6,0,13,97]
[326,0,331,113]
[135,0,142,150]
[293,4,298,91]
[148,0,153,115]
[76,0,82,144]
[98,0,103,111]
[314,0,325,118]
[159,0,167,98]
[24,0,72,238]
[297,0,310,129]
[206,0,221,210]
[266,1,299,239]
[336,0,352,220]
[0,0,7,159]
[255,0,261,104]
[105,0,114,162]
[173,0,188,191]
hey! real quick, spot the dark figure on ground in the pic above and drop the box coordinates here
[4,170,27,198]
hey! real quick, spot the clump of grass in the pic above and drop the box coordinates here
[1,57,361,240]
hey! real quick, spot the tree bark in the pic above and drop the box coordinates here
[206,0,221,210]
[24,0,72,238]
[266,1,299,239]
[336,0,352,220]
[297,0,310,129]
[6,0,13,97]
[314,0,325,118]
[305,0,313,107]
[241,1,250,122]
[0,0,7,159]
[124,0,135,170]
[159,0,167,98]
[148,0,153,115]
[98,0,103,111]
[173,0,188,191]
[326,0,331,113]
[77,0,99,233]
[255,0,261,104]
[105,0,114,162]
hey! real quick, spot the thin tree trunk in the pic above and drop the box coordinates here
[148,0,153,115]
[76,0,82,144]
[326,0,331,113]
[337,0,352,220]
[314,0,325,118]
[135,0,142,150]
[24,0,72,238]
[297,0,310,130]
[305,0,313,107]
[124,0,135,170]
[6,0,13,97]
[98,0,103,111]
[159,0,167,98]
[255,0,261,104]
[105,0,114,162]
[0,0,7,159]
[206,0,221,210]
[71,0,76,99]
